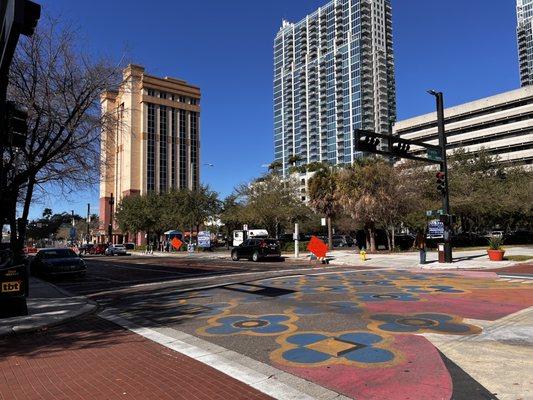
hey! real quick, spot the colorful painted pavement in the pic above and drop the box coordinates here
[165,270,532,400]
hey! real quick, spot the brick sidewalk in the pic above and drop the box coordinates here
[0,315,273,400]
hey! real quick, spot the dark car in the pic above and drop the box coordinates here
[332,235,355,248]
[30,248,86,278]
[0,245,29,316]
[231,238,282,262]
[79,243,94,254]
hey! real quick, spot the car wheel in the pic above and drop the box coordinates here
[231,251,239,261]
[252,251,260,262]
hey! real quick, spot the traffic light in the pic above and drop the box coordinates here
[355,131,381,152]
[16,0,41,36]
[436,171,446,194]
[3,101,28,147]
[391,141,411,157]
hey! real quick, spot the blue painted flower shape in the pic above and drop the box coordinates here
[371,313,475,334]
[356,292,419,302]
[281,331,394,365]
[205,314,291,335]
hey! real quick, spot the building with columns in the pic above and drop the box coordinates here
[98,64,201,244]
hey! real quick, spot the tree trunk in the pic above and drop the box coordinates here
[15,176,36,259]
[385,229,391,252]
[391,226,396,251]
[368,225,376,253]
[327,216,333,250]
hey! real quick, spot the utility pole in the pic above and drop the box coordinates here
[86,203,90,244]
[428,91,453,263]
[108,193,114,244]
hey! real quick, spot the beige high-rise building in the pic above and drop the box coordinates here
[98,64,201,243]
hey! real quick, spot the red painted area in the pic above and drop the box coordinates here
[364,288,533,321]
[307,236,328,258]
[276,335,452,400]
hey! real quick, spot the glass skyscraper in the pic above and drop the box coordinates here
[518,0,533,86]
[273,0,396,175]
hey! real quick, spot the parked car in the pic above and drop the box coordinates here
[105,244,128,256]
[89,244,108,255]
[30,248,86,278]
[332,235,355,248]
[79,243,94,254]
[124,243,135,250]
[231,238,281,262]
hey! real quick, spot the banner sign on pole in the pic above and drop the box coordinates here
[428,219,444,237]
[197,231,211,248]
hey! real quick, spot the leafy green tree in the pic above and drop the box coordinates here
[447,149,533,233]
[235,173,312,237]
[308,165,341,249]
[337,158,399,252]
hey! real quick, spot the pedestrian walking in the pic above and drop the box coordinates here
[414,230,427,264]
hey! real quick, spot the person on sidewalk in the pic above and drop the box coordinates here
[414,230,427,264]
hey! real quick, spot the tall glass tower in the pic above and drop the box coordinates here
[273,0,396,175]
[518,0,533,86]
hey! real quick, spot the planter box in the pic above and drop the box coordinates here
[487,249,505,261]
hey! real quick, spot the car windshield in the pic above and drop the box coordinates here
[40,249,77,259]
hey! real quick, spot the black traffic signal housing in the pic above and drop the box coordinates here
[16,0,41,36]
[355,131,381,153]
[3,101,28,147]
[391,141,411,157]
[436,171,446,195]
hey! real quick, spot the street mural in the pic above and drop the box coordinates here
[174,269,533,400]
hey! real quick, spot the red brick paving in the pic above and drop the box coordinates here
[0,315,273,400]
[476,263,533,275]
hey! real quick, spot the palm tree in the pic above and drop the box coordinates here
[308,165,341,250]
[287,154,303,166]
[268,160,283,173]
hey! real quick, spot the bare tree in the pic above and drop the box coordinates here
[2,17,121,258]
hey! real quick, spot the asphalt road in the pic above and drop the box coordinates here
[51,254,353,298]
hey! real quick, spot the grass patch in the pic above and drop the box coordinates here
[504,255,533,262]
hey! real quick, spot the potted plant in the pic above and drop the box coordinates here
[487,236,505,261]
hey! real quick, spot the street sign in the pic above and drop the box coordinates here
[307,236,328,259]
[428,220,444,237]
[170,237,183,250]
[242,224,248,231]
[427,148,442,162]
[197,231,211,248]
[321,218,326,226]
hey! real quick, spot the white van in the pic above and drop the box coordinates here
[232,229,268,247]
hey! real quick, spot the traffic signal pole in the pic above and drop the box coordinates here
[432,91,453,263]
[353,90,454,263]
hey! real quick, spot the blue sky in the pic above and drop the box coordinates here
[31,0,519,219]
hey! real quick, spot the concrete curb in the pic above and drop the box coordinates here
[0,278,98,338]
